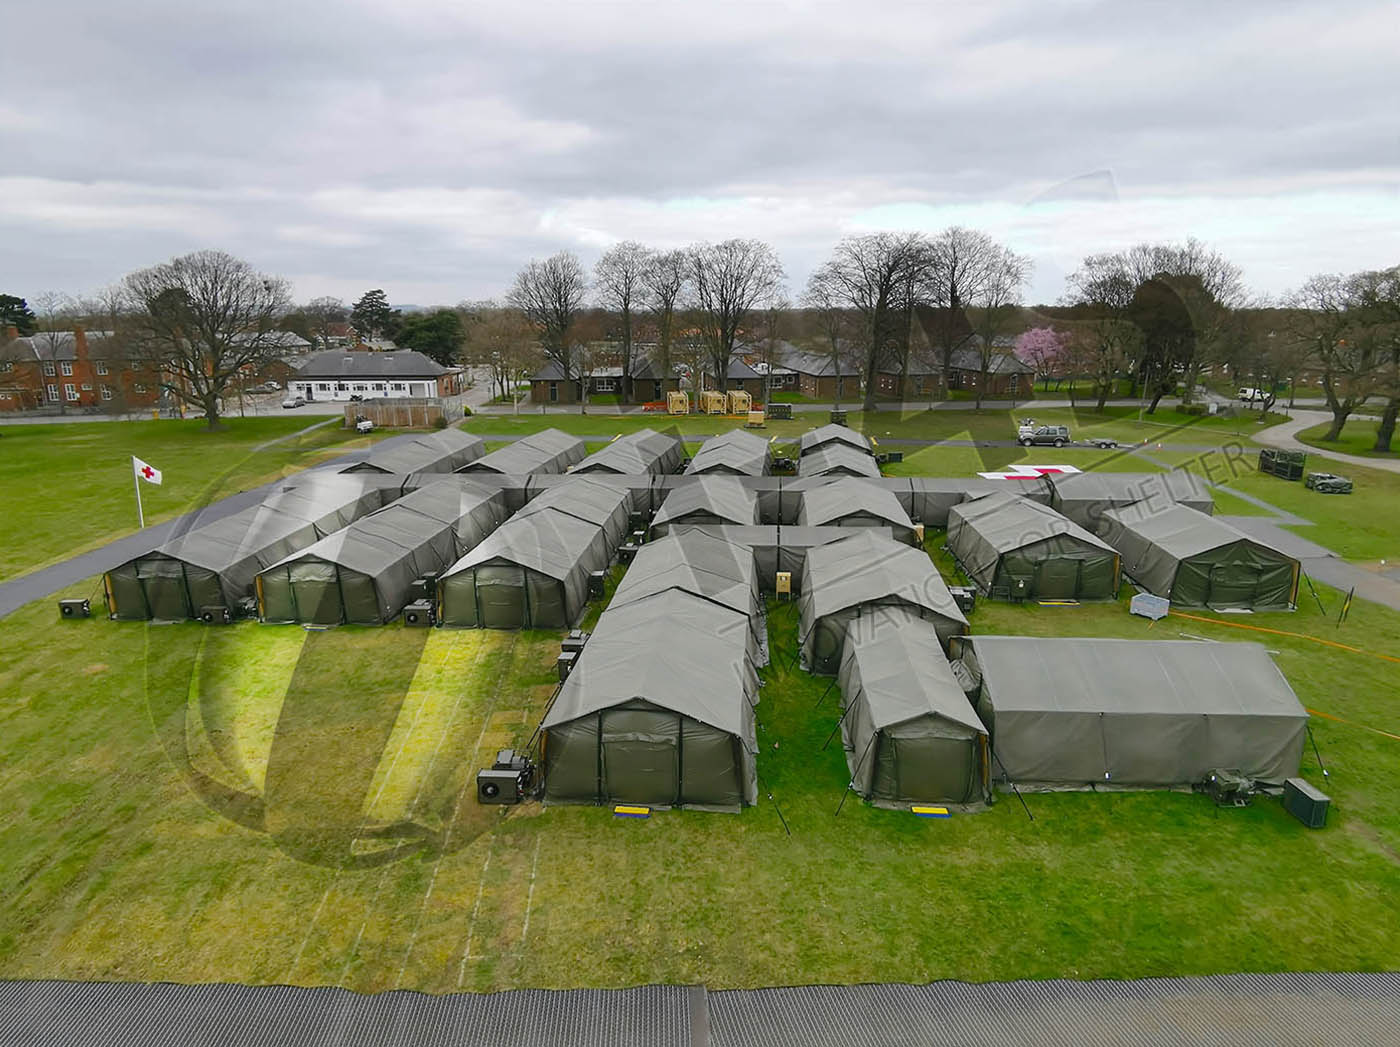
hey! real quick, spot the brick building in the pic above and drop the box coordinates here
[0,326,163,413]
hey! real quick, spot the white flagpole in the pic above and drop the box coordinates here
[133,457,145,529]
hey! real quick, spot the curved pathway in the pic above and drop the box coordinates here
[1255,409,1400,475]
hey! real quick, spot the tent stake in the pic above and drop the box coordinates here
[756,772,791,837]
[835,734,879,816]
[822,702,857,751]
[812,677,837,708]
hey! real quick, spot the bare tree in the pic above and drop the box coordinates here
[1064,253,1144,411]
[1286,273,1377,442]
[120,250,292,430]
[643,249,687,395]
[1346,266,1400,451]
[687,239,784,393]
[970,246,1032,410]
[925,227,999,401]
[304,296,347,350]
[594,241,652,403]
[507,251,587,390]
[802,268,856,413]
[462,303,543,412]
[807,233,931,411]
[752,295,791,408]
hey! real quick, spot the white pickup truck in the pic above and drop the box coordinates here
[1238,387,1269,403]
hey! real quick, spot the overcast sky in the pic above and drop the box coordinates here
[2,0,1396,310]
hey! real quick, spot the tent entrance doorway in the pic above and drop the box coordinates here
[1034,558,1082,600]
[1207,563,1263,609]
[602,709,679,805]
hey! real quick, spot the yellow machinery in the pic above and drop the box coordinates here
[667,390,690,415]
[698,390,727,415]
[727,390,752,415]
[745,410,766,428]
[775,571,792,597]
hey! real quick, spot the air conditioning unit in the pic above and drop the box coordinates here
[402,600,434,627]
[878,451,903,464]
[477,749,535,805]
[409,575,437,603]
[58,598,91,619]
[772,455,795,473]
[562,631,590,655]
[199,605,232,625]
[557,650,578,682]
[618,543,640,565]
[775,571,792,596]
[630,529,647,546]
[948,586,977,614]
[588,570,607,597]
[1283,777,1330,828]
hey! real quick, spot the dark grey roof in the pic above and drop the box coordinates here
[776,341,861,377]
[532,358,578,381]
[5,330,115,361]
[295,350,450,379]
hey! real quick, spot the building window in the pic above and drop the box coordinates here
[653,381,662,400]
[96,361,109,375]
[1009,374,1020,394]
[392,383,405,391]
[101,384,113,401]
[81,383,93,391]
[133,383,147,393]
[64,383,78,401]
[373,383,385,391]
[317,383,330,392]
[61,362,73,376]
[0,361,11,372]
[593,377,616,392]
[43,362,56,377]
[47,384,58,401]
[549,381,559,402]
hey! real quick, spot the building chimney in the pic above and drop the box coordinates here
[73,326,89,360]
[1,325,17,342]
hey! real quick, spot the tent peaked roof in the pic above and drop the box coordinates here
[799,479,913,531]
[800,423,872,457]
[342,429,485,474]
[653,476,760,529]
[574,427,683,474]
[843,608,985,734]
[1101,502,1257,559]
[442,509,600,581]
[543,589,758,736]
[964,635,1306,719]
[798,442,882,478]
[612,530,758,619]
[687,429,773,476]
[802,530,967,625]
[950,492,1113,554]
[460,428,585,475]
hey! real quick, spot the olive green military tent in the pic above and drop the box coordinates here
[256,481,506,624]
[798,443,882,479]
[799,530,968,673]
[104,474,385,621]
[437,508,611,628]
[905,477,1051,527]
[457,428,585,475]
[513,476,632,552]
[653,524,893,593]
[797,479,916,543]
[651,476,760,534]
[946,492,1120,600]
[573,427,684,475]
[541,589,760,809]
[954,635,1308,788]
[339,429,485,474]
[838,607,990,807]
[687,429,773,476]
[1099,503,1299,609]
[1045,471,1213,531]
[612,530,765,653]
[799,423,872,457]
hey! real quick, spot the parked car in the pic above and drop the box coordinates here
[1305,472,1353,494]
[255,381,281,393]
[281,395,306,409]
[1238,387,1268,403]
[354,416,375,434]
[1016,418,1036,441]
[1020,424,1071,447]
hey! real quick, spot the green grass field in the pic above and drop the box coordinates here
[2,411,1399,995]
[0,418,368,579]
[1297,417,1400,460]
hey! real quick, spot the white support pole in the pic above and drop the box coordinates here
[133,459,145,529]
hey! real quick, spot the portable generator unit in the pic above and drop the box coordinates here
[1202,768,1255,808]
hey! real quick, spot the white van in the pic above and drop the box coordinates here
[1238,388,1268,403]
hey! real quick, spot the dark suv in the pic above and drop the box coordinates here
[1020,424,1070,448]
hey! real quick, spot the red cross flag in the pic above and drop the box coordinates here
[133,456,163,485]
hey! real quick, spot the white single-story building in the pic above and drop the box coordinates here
[287,350,465,402]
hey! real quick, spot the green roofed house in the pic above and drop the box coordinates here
[798,443,882,479]
[799,530,968,673]
[104,473,385,621]
[1099,503,1299,610]
[946,491,1120,601]
[686,429,773,476]
[457,428,585,475]
[541,589,760,809]
[953,636,1308,789]
[838,607,991,808]
[797,479,916,544]
[339,429,485,475]
[651,476,760,535]
[256,480,506,625]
